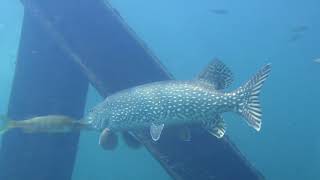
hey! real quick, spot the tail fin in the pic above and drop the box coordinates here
[236,64,272,131]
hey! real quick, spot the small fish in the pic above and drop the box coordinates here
[291,25,309,33]
[0,115,86,134]
[288,33,303,42]
[209,9,228,15]
[314,58,320,63]
[85,60,272,150]
[288,25,309,43]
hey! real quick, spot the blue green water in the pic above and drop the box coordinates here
[1,0,320,179]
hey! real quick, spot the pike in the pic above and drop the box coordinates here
[84,60,272,149]
[0,60,272,151]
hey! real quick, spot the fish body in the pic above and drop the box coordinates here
[90,81,234,130]
[0,115,85,134]
[86,60,271,142]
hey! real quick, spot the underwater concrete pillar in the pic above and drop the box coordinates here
[0,5,89,180]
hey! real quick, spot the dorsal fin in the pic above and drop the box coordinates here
[197,59,234,90]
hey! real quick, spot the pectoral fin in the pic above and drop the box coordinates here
[99,128,118,150]
[150,123,164,141]
[203,115,227,138]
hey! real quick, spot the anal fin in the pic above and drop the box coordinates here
[203,115,227,138]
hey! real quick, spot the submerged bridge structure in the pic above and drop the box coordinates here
[0,0,264,180]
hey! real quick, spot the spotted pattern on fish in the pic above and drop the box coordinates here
[88,81,237,130]
[85,61,271,139]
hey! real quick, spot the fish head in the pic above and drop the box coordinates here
[85,106,113,130]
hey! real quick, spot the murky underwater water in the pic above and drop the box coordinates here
[0,0,319,179]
